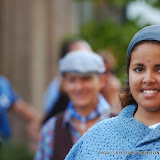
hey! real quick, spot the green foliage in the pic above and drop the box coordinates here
[99,0,160,7]
[145,0,160,8]
[80,19,141,82]
[104,0,135,6]
[74,0,160,8]
[73,0,159,83]
[0,143,33,160]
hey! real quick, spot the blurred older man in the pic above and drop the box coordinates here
[35,50,111,160]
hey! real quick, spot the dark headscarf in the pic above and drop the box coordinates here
[126,25,160,83]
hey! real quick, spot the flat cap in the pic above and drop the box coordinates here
[59,50,106,75]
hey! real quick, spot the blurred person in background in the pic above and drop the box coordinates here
[99,50,121,115]
[35,50,112,160]
[43,38,92,123]
[0,75,41,145]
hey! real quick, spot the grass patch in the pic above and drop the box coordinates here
[0,143,34,160]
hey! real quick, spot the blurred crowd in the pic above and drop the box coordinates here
[0,38,121,159]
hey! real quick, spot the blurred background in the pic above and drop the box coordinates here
[0,0,160,159]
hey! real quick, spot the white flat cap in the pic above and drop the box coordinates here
[59,50,106,75]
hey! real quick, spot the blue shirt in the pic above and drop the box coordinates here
[65,105,160,160]
[0,76,19,138]
[35,95,110,160]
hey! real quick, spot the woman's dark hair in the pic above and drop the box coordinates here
[119,83,137,108]
[120,40,160,109]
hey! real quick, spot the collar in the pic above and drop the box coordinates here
[63,94,110,126]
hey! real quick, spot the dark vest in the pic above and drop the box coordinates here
[52,112,73,160]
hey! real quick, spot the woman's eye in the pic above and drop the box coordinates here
[158,68,160,73]
[134,68,143,72]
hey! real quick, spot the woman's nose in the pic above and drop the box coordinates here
[143,71,155,84]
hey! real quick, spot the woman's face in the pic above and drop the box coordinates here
[129,43,160,111]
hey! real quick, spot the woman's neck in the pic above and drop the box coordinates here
[134,107,160,126]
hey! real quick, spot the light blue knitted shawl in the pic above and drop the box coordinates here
[65,105,160,160]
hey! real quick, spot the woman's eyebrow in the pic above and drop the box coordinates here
[132,63,144,67]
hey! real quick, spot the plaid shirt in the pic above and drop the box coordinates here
[35,94,110,160]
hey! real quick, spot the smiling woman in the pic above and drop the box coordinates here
[65,25,160,160]
[129,42,160,126]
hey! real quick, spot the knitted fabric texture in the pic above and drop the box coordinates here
[65,105,160,160]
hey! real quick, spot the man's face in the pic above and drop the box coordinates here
[63,73,104,110]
